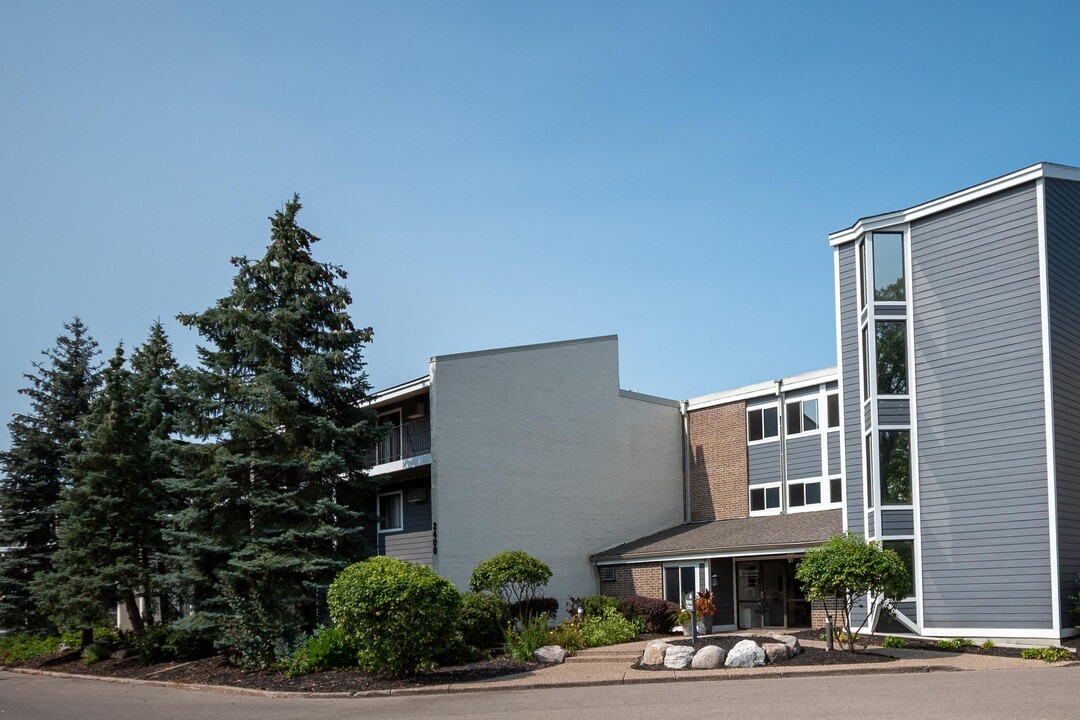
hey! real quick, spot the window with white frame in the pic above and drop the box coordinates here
[829,476,843,504]
[749,484,781,513]
[787,480,822,508]
[377,491,403,533]
[663,562,708,607]
[785,398,819,435]
[747,406,779,442]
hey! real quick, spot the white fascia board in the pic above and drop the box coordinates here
[827,162,1080,247]
[688,367,838,411]
[619,389,680,407]
[363,376,430,408]
[431,334,618,363]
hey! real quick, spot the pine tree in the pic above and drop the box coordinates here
[33,345,152,634]
[168,196,381,665]
[34,325,184,638]
[0,318,100,631]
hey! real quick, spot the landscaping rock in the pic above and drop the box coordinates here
[56,643,74,654]
[664,645,695,669]
[641,640,671,666]
[769,633,803,654]
[691,645,726,669]
[763,642,793,663]
[725,639,766,668]
[110,648,134,660]
[534,645,566,664]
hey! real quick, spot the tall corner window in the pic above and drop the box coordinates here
[882,539,916,597]
[858,239,867,309]
[875,321,908,395]
[865,434,874,509]
[872,232,905,302]
[378,492,403,533]
[748,406,779,442]
[785,398,819,435]
[861,325,871,400]
[827,394,840,428]
[879,430,911,505]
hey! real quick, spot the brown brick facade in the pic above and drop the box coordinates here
[810,597,845,631]
[598,562,663,599]
[688,400,749,522]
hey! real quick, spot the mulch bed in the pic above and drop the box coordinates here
[632,634,895,670]
[789,629,1030,658]
[8,651,537,693]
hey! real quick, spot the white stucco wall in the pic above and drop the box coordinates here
[428,335,683,608]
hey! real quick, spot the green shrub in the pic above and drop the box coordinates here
[546,620,586,653]
[508,597,559,621]
[458,592,511,654]
[328,556,462,677]
[81,643,109,665]
[165,616,217,661]
[618,595,679,633]
[286,626,360,677]
[581,607,642,647]
[882,635,906,648]
[567,595,620,618]
[0,634,64,663]
[505,615,551,662]
[935,637,974,651]
[469,551,552,606]
[980,639,995,650]
[219,584,295,670]
[1021,646,1071,662]
[130,625,173,666]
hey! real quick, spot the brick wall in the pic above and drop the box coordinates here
[811,598,845,631]
[688,401,749,522]
[598,562,663,599]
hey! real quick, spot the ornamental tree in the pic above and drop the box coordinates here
[164,196,382,667]
[468,550,552,606]
[795,532,910,652]
[0,318,100,631]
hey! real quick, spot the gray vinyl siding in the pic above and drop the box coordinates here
[749,442,781,485]
[711,557,736,626]
[838,243,864,534]
[880,509,914,536]
[787,435,822,480]
[912,182,1053,629]
[877,305,906,317]
[827,432,841,475]
[867,511,875,539]
[894,600,917,624]
[376,478,433,565]
[1046,177,1080,629]
[878,398,910,426]
[863,402,871,430]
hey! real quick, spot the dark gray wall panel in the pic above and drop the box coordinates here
[877,305,907,317]
[787,435,822,480]
[827,432,841,475]
[838,244,864,534]
[912,182,1053,629]
[749,442,781,485]
[1046,177,1080,629]
[878,398,910,426]
[376,478,433,558]
[711,557,736,626]
[880,509,914,536]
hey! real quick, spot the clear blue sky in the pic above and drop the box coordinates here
[3,1,1080,446]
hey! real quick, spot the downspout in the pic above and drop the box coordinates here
[776,379,788,514]
[681,400,691,523]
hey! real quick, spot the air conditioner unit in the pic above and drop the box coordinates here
[406,402,426,420]
[406,487,429,503]
[599,566,617,582]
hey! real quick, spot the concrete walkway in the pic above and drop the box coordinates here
[4,634,1077,699]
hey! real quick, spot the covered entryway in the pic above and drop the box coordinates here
[736,558,811,630]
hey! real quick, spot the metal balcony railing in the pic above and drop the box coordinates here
[366,418,431,466]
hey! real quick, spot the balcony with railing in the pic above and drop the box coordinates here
[366,418,431,469]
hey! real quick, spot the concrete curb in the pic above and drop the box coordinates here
[8,657,1069,699]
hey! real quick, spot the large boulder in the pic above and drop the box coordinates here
[725,639,766,668]
[762,642,793,663]
[641,640,671,666]
[534,645,566,664]
[691,645,726,669]
[769,633,803,655]
[664,645,695,669]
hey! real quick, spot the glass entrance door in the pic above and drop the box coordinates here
[761,560,787,627]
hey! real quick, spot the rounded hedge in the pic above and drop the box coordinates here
[328,557,461,676]
[457,592,511,653]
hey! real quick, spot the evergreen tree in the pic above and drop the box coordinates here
[167,196,381,665]
[34,325,184,638]
[0,318,100,631]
